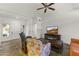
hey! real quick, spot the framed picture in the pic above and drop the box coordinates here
[2,24,10,37]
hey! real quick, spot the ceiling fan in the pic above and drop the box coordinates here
[37,3,55,13]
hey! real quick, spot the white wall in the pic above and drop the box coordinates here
[1,3,79,44]
[0,17,44,42]
[0,18,25,41]
[0,3,45,42]
[44,3,79,44]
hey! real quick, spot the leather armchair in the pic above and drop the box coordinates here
[70,38,79,56]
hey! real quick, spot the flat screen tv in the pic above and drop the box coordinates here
[46,26,58,35]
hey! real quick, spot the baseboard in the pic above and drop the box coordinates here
[1,38,20,43]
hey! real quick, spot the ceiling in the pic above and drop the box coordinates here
[0,3,40,14]
[0,3,79,19]
[0,3,44,19]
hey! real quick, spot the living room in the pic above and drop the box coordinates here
[0,3,79,56]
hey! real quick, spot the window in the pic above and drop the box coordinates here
[2,24,10,37]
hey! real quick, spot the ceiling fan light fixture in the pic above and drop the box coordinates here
[37,3,55,13]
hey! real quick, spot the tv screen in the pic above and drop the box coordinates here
[46,26,58,34]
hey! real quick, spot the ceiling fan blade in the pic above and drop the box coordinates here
[44,8,47,13]
[41,3,46,7]
[37,7,44,10]
[48,3,55,6]
[48,7,55,11]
